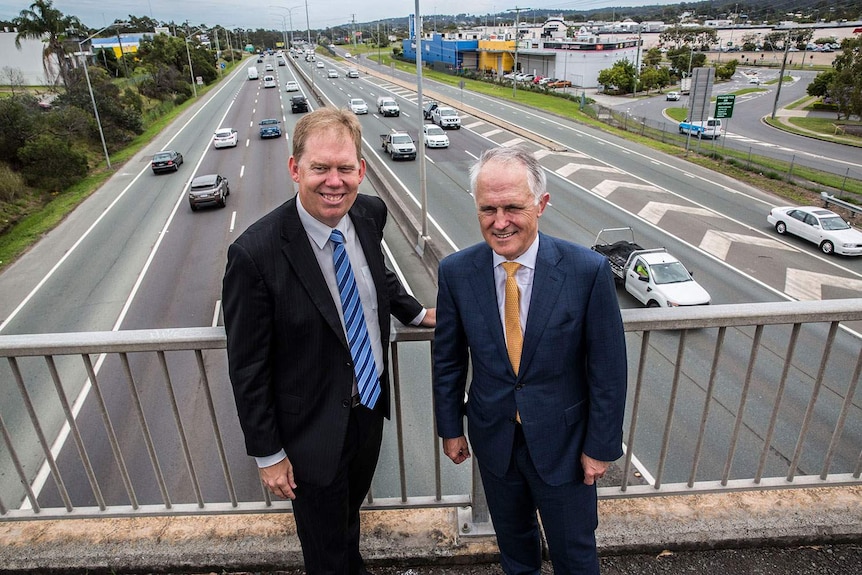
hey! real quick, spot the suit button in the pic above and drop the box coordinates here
[342,399,350,408]
[515,384,524,390]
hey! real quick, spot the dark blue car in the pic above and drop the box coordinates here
[259,118,282,139]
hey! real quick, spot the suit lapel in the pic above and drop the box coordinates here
[280,200,349,349]
[468,246,512,373]
[521,234,564,376]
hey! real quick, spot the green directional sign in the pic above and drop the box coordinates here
[714,94,736,119]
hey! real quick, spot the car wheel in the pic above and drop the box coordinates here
[820,240,834,255]
[173,164,179,172]
[647,300,660,308]
[218,196,227,208]
[190,203,198,211]
[775,222,787,235]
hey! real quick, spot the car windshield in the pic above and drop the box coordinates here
[392,135,411,144]
[426,126,444,135]
[260,119,278,125]
[650,262,692,284]
[820,217,850,231]
[439,109,456,116]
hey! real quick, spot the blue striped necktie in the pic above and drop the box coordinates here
[330,229,381,409]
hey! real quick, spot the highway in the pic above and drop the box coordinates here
[0,50,859,511]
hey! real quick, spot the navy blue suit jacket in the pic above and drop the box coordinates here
[433,233,627,486]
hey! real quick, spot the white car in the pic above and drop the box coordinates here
[213,127,238,149]
[748,76,762,85]
[316,61,325,68]
[422,124,449,148]
[264,63,274,72]
[327,69,339,78]
[666,91,681,101]
[767,206,862,256]
[348,98,368,114]
[263,75,277,88]
[284,81,300,92]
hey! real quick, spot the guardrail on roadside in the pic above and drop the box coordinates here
[821,191,862,219]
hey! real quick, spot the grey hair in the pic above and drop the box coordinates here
[469,147,547,205]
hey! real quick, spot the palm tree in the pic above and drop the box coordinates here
[13,0,81,86]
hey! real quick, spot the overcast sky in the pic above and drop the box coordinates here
[1,0,680,32]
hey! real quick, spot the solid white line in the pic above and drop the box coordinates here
[230,211,237,233]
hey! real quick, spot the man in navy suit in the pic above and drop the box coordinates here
[433,147,627,574]
[223,108,435,575]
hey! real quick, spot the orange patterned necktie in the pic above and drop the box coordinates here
[502,262,523,375]
[502,262,523,424]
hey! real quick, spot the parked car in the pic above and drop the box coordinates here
[547,79,572,88]
[213,127,238,149]
[188,174,230,211]
[327,69,339,78]
[258,118,282,138]
[348,98,368,114]
[263,75,277,88]
[290,95,309,113]
[284,80,300,92]
[422,124,449,148]
[767,206,862,256]
[151,150,183,174]
[666,91,681,101]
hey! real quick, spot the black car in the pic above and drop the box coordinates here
[291,95,309,113]
[422,100,439,120]
[151,150,183,174]
[188,173,230,211]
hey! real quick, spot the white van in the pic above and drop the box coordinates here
[247,66,259,80]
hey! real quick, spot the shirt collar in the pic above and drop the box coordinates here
[492,234,540,270]
[297,194,351,249]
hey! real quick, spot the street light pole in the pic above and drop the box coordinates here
[508,6,530,98]
[77,21,127,169]
[185,24,205,98]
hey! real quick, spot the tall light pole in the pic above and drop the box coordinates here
[508,6,530,98]
[415,0,429,250]
[77,21,128,169]
[185,24,205,98]
[270,5,302,48]
[305,0,312,45]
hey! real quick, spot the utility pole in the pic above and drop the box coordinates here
[771,29,793,120]
[508,6,530,98]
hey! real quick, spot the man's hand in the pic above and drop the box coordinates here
[443,436,470,464]
[581,453,610,486]
[420,307,436,327]
[259,457,297,500]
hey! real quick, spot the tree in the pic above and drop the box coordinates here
[807,70,835,99]
[715,59,738,81]
[829,36,862,120]
[659,26,717,51]
[13,0,81,86]
[597,59,636,94]
[643,47,662,68]
[0,96,40,169]
[667,47,705,78]
[18,133,89,192]
[1,66,26,95]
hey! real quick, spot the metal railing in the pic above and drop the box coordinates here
[1,300,860,526]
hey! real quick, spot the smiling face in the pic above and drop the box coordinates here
[475,159,548,261]
[289,127,365,228]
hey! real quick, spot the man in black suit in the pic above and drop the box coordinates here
[223,107,435,575]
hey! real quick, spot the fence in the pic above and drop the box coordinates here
[1,300,860,529]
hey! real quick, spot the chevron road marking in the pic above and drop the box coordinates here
[534,149,590,160]
[464,121,484,129]
[501,138,525,147]
[700,230,797,260]
[592,180,659,198]
[638,201,718,224]
[483,128,503,137]
[556,163,621,178]
[785,268,862,301]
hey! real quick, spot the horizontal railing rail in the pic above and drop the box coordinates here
[1,300,860,525]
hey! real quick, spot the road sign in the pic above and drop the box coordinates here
[714,94,736,119]
[221,63,226,69]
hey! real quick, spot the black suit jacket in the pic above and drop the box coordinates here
[223,194,423,487]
